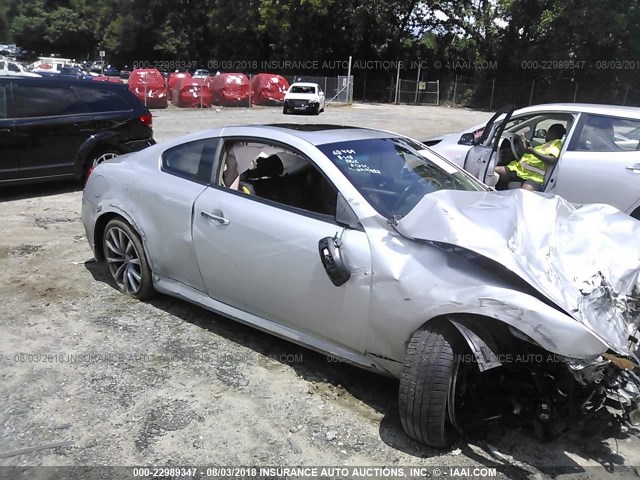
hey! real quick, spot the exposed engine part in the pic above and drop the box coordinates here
[567,358,609,385]
[537,402,552,422]
[629,405,640,426]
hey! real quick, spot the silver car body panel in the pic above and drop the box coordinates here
[551,149,640,214]
[82,125,640,382]
[395,189,640,358]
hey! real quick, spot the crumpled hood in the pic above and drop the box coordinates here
[395,189,640,357]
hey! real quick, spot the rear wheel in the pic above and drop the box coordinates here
[83,148,119,184]
[91,150,119,168]
[399,320,465,448]
[102,218,154,300]
[283,106,289,114]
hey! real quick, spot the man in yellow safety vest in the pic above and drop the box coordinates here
[495,123,566,191]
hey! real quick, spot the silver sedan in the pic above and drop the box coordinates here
[425,103,640,218]
[82,125,640,447]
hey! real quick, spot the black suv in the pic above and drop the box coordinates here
[0,76,155,185]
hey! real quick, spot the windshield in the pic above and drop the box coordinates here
[290,86,316,94]
[318,137,485,218]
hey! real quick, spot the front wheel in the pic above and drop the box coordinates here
[102,218,155,300]
[399,320,464,447]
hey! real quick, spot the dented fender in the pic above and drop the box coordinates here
[359,215,610,375]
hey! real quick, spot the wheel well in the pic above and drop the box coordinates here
[93,212,123,262]
[78,143,123,180]
[87,143,122,163]
[417,313,529,356]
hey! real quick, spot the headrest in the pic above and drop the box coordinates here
[245,154,284,179]
[586,116,613,130]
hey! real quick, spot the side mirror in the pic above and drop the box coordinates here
[534,128,547,138]
[318,236,351,286]
[458,132,476,146]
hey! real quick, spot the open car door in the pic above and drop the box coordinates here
[463,105,515,185]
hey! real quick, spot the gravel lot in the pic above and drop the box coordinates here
[1,103,639,479]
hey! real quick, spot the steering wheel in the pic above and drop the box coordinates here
[504,133,529,159]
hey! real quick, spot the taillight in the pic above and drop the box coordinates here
[139,113,153,128]
[83,166,95,186]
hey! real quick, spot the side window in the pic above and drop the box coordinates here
[0,60,5,70]
[506,114,571,141]
[73,87,130,113]
[8,63,19,73]
[13,85,87,117]
[0,86,6,119]
[162,138,219,183]
[571,114,640,152]
[218,140,338,217]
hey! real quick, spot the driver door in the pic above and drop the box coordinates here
[463,105,515,185]
[191,139,373,355]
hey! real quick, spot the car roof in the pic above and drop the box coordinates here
[172,124,398,148]
[290,82,318,88]
[243,124,396,145]
[515,103,640,119]
[0,75,129,91]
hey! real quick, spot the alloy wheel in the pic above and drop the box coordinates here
[105,226,142,294]
[93,152,118,168]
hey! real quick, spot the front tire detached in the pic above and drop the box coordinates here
[102,218,154,300]
[399,320,464,448]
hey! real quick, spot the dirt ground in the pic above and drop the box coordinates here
[1,103,640,479]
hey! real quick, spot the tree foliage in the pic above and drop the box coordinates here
[1,0,637,89]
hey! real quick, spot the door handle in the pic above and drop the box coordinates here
[626,163,640,173]
[201,210,230,225]
[0,128,11,133]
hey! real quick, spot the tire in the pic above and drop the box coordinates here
[83,149,119,184]
[399,320,462,448]
[283,106,289,114]
[631,207,640,221]
[312,104,320,115]
[102,218,155,300]
[90,150,119,168]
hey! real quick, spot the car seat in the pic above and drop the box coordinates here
[239,154,288,204]
[578,117,620,151]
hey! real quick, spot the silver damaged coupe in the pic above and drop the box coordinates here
[82,124,640,447]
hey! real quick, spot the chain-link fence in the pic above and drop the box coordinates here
[396,79,440,105]
[358,73,640,109]
[283,75,353,104]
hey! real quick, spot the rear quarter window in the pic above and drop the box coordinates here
[162,138,220,184]
[73,86,131,113]
[12,85,87,117]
